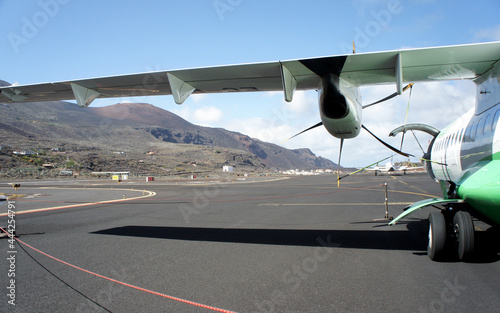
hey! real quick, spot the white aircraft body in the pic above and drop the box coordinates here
[2,41,500,261]
[365,161,410,175]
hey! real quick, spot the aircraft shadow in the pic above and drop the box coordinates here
[92,221,429,252]
[466,228,500,263]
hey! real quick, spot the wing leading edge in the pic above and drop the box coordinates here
[2,41,500,106]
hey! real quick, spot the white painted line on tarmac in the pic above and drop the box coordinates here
[0,188,156,216]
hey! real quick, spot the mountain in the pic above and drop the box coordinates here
[94,103,338,169]
[0,99,338,172]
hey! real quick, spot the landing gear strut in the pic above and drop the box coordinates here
[427,210,475,261]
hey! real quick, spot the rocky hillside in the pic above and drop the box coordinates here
[0,99,338,173]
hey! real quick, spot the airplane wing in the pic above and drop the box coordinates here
[1,41,500,107]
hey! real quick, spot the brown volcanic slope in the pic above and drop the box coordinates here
[0,101,337,170]
[90,103,337,169]
[92,102,193,129]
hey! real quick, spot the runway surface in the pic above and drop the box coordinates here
[1,174,499,312]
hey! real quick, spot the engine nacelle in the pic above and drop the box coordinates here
[319,73,362,139]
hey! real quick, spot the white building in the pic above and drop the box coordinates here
[223,166,233,172]
[13,150,37,156]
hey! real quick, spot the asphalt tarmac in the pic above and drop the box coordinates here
[1,173,499,312]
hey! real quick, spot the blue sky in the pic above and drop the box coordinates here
[1,0,500,167]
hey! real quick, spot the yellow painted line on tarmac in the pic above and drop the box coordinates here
[388,189,438,198]
[397,180,432,195]
[0,188,156,216]
[258,202,413,207]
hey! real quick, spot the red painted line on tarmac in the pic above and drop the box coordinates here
[0,227,236,313]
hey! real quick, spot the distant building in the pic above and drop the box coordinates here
[223,165,233,172]
[13,150,37,156]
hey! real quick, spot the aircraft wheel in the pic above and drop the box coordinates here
[427,212,447,261]
[453,211,475,261]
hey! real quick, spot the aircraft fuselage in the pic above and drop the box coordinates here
[428,67,500,226]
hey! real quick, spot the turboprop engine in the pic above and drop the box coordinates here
[319,73,362,139]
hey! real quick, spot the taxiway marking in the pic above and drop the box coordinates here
[258,202,413,206]
[0,188,156,216]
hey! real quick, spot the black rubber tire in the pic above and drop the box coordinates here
[428,212,447,261]
[454,211,475,261]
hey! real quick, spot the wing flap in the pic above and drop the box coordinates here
[341,42,500,85]
[0,62,290,103]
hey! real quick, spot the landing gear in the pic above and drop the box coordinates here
[427,210,475,261]
[428,212,447,260]
[453,211,475,261]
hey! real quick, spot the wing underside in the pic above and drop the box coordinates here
[1,41,500,106]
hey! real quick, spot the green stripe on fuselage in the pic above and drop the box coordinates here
[457,156,500,226]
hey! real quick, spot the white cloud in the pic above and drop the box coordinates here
[283,91,317,116]
[170,79,477,168]
[193,106,223,125]
[474,24,500,41]
[346,80,476,167]
[263,91,282,98]
[191,94,209,103]
[277,80,474,167]
[224,117,291,143]
[172,105,223,127]
[170,105,193,121]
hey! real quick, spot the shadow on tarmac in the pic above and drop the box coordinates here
[92,221,428,251]
[93,221,500,262]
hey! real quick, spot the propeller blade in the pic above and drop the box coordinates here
[399,84,414,150]
[411,130,426,154]
[284,83,413,143]
[362,125,413,158]
[282,121,323,143]
[337,138,344,188]
[362,83,414,109]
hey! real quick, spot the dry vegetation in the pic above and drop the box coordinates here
[0,101,335,180]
